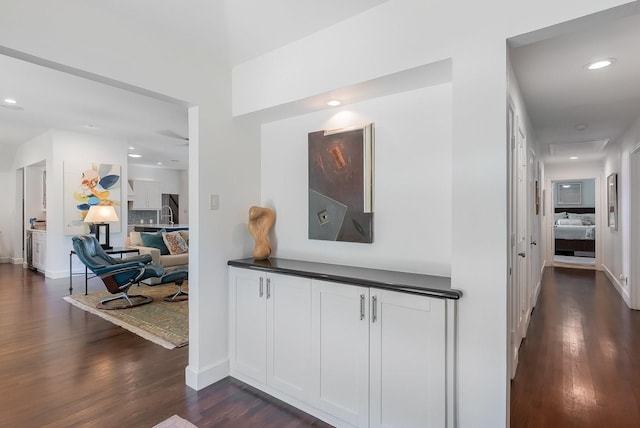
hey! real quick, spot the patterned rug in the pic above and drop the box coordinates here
[64,282,188,349]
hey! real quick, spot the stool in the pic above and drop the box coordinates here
[160,268,189,302]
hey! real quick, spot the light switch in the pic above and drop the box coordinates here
[209,194,219,210]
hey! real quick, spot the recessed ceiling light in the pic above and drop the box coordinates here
[569,156,579,160]
[575,123,588,131]
[585,58,615,70]
[128,146,135,150]
[157,162,163,165]
[562,184,572,188]
[327,100,341,107]
[4,98,17,104]
[128,153,142,158]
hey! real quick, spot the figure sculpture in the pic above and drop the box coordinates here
[248,206,275,260]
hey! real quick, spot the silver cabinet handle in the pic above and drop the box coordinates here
[266,277,271,299]
[360,294,365,320]
[259,277,264,297]
[371,296,377,323]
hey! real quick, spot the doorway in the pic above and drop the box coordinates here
[551,178,596,268]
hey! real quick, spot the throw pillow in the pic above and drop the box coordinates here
[178,230,189,245]
[129,231,143,247]
[141,232,170,255]
[162,231,189,255]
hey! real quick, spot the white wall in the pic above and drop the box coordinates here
[0,0,634,426]
[12,129,130,278]
[262,84,452,276]
[602,113,640,306]
[0,144,18,262]
[235,2,632,427]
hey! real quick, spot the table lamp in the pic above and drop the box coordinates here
[84,205,119,250]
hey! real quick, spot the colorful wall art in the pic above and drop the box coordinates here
[308,123,374,243]
[64,161,121,235]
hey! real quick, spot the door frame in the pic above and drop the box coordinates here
[544,174,602,271]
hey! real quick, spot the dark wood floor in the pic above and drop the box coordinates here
[0,264,331,427]
[511,267,640,428]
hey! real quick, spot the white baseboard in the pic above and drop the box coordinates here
[0,257,8,264]
[46,269,70,279]
[602,264,631,307]
[185,359,229,391]
[12,257,23,265]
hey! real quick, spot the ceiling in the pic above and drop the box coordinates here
[510,12,640,164]
[0,0,388,169]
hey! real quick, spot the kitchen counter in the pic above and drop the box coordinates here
[228,257,461,300]
[132,224,189,232]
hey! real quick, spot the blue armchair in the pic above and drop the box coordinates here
[71,235,164,309]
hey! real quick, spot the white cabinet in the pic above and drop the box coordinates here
[132,180,161,209]
[369,289,446,428]
[312,280,370,427]
[31,231,46,272]
[229,265,454,428]
[229,268,313,401]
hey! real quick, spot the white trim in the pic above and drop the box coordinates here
[602,264,631,307]
[185,359,229,391]
[629,147,640,310]
[12,257,24,265]
[0,257,9,264]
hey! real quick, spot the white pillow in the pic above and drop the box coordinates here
[554,212,567,224]
[557,218,583,226]
[568,213,595,225]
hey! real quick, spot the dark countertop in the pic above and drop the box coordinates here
[228,258,461,300]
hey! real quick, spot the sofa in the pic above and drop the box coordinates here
[125,230,189,284]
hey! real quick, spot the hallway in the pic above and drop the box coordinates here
[511,267,640,427]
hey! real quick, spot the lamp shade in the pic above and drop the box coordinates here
[84,205,119,223]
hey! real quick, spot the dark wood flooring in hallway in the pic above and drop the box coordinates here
[511,267,640,428]
[0,264,331,427]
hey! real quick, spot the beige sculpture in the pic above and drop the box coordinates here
[248,206,275,260]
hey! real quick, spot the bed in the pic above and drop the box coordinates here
[554,207,595,255]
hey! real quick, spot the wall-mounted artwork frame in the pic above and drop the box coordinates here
[308,123,374,243]
[64,161,121,235]
[557,182,582,205]
[607,172,618,230]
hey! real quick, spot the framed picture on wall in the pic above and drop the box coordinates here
[557,182,582,205]
[607,173,618,230]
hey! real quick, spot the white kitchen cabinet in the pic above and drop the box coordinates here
[229,268,313,401]
[369,289,446,428]
[132,180,161,209]
[31,231,46,272]
[312,280,370,428]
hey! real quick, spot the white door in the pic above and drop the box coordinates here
[266,273,313,402]
[507,102,519,378]
[369,290,446,428]
[229,268,267,383]
[516,124,528,341]
[311,280,370,428]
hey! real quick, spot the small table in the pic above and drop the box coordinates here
[69,247,141,295]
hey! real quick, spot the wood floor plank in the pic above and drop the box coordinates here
[0,264,332,427]
[511,267,640,428]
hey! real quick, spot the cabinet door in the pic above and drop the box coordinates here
[266,273,312,401]
[229,268,267,383]
[146,181,161,209]
[132,181,148,209]
[369,290,446,428]
[312,280,369,428]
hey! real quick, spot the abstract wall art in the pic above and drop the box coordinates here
[64,161,121,235]
[308,123,374,243]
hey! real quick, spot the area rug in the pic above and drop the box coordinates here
[64,282,188,349]
[153,415,198,428]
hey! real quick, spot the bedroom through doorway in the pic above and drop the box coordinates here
[552,179,596,267]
